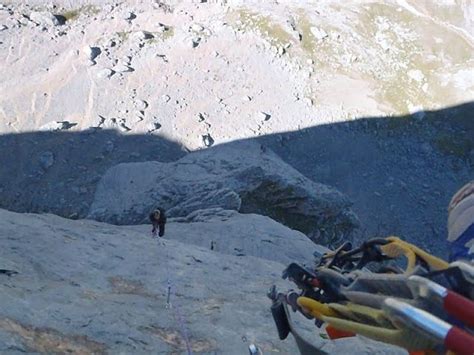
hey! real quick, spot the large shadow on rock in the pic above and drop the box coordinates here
[0,129,186,218]
[1,102,472,258]
[257,101,473,258]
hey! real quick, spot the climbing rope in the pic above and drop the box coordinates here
[159,238,193,355]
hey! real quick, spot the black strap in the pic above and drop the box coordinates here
[270,295,328,355]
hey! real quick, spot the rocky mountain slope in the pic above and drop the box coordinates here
[0,1,473,353]
[0,0,472,255]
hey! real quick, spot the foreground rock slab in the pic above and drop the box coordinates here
[0,209,402,354]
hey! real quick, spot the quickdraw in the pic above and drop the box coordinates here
[270,237,474,355]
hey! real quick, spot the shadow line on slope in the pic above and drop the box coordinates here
[1,101,472,257]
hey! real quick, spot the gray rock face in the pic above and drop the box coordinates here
[0,209,402,354]
[167,189,241,217]
[88,142,359,245]
[29,11,60,27]
[162,208,319,265]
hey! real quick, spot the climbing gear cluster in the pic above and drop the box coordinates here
[268,237,474,355]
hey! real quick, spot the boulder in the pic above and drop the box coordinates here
[133,99,148,111]
[29,11,60,27]
[88,142,359,245]
[190,23,204,32]
[83,46,101,62]
[39,121,76,131]
[97,68,115,79]
[310,26,328,40]
[122,11,136,21]
[131,31,153,41]
[112,64,133,73]
[202,133,214,147]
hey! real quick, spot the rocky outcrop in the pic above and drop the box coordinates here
[88,142,359,246]
[157,208,323,265]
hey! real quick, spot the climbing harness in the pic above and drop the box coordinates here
[269,236,474,354]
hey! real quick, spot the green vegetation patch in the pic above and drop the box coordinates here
[116,31,131,42]
[355,4,434,114]
[231,9,293,48]
[296,13,316,55]
[159,26,175,41]
[294,11,353,72]
[60,5,100,22]
[145,27,176,45]
[61,9,80,21]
